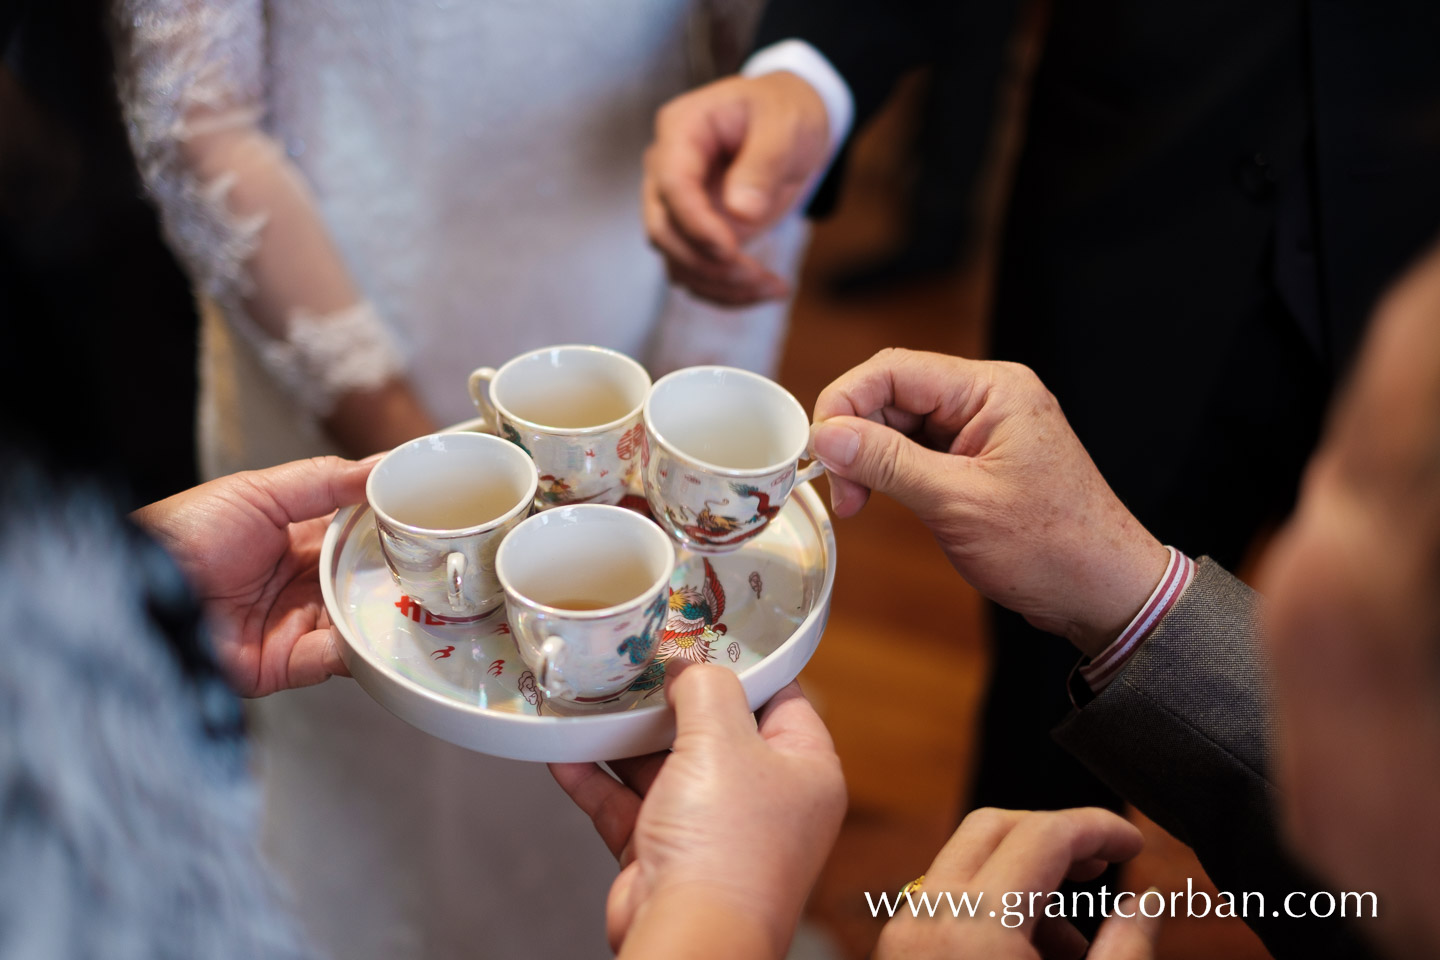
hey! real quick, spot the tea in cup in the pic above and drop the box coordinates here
[468,345,650,509]
[496,504,675,703]
[642,366,824,553]
[367,432,538,621]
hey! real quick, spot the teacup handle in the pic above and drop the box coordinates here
[467,367,498,433]
[445,552,468,612]
[794,460,827,487]
[537,636,579,701]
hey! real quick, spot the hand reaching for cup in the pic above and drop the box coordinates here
[132,455,377,697]
[810,349,1170,657]
[551,665,846,960]
[875,807,1157,960]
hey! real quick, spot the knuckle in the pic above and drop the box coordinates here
[963,806,1012,835]
[995,361,1060,411]
[652,163,683,194]
[866,439,906,491]
[1003,361,1047,395]
[591,789,630,836]
[1029,811,1076,847]
[654,99,686,134]
[867,347,925,380]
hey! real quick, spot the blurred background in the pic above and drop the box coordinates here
[0,1,1270,957]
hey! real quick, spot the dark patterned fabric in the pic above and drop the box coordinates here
[0,453,313,960]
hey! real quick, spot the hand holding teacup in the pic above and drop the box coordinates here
[810,348,1170,657]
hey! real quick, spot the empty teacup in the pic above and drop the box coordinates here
[642,366,824,553]
[367,432,538,621]
[468,345,650,509]
[496,504,675,703]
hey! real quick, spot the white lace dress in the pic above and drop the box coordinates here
[111,2,807,957]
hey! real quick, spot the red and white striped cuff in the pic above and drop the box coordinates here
[1078,547,1196,693]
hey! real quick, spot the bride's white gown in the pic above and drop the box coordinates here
[113,2,807,957]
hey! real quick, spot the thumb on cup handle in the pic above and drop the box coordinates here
[809,416,956,518]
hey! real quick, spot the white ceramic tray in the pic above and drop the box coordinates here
[320,483,835,763]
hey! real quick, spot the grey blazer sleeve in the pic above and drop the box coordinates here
[1054,558,1374,959]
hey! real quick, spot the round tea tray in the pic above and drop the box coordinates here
[320,483,835,762]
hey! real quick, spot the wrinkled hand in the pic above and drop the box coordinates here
[551,665,846,960]
[810,349,1169,656]
[643,72,830,305]
[132,455,377,697]
[876,807,1156,960]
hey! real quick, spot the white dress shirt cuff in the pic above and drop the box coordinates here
[742,39,856,162]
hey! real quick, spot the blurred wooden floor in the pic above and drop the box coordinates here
[779,79,1270,960]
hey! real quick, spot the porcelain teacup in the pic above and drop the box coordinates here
[468,345,651,510]
[367,432,538,622]
[641,366,825,553]
[496,504,675,703]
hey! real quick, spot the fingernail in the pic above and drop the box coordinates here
[810,422,860,468]
[1139,887,1165,932]
[359,451,388,465]
[725,184,768,220]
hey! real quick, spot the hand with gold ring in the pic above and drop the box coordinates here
[876,807,1159,959]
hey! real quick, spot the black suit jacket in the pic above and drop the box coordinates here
[756,0,1440,566]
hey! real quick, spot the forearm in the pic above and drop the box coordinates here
[113,1,432,449]
[322,379,436,459]
[180,124,435,453]
[179,123,362,336]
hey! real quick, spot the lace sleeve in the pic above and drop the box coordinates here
[111,0,406,416]
[113,0,266,312]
